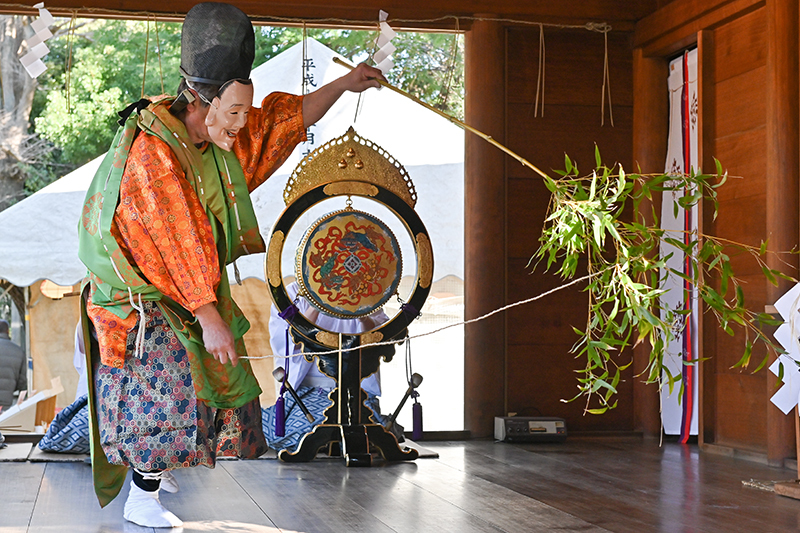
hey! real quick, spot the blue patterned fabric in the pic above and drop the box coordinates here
[95,305,216,470]
[38,395,90,454]
[93,303,267,471]
[262,386,388,452]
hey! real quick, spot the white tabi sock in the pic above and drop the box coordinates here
[160,471,180,494]
[123,480,183,528]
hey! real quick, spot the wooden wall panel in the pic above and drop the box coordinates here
[711,194,767,263]
[506,178,548,259]
[715,373,769,448]
[507,30,634,107]
[504,27,635,432]
[506,344,634,430]
[710,7,767,82]
[506,30,634,181]
[713,67,767,138]
[505,258,589,348]
[704,6,769,453]
[506,105,634,182]
[635,0,764,56]
[712,128,767,200]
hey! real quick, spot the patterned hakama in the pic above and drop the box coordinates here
[94,304,267,471]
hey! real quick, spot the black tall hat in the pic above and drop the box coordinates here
[180,2,255,86]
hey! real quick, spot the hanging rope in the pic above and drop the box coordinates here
[438,17,460,111]
[301,22,308,95]
[64,10,76,113]
[601,29,614,127]
[354,13,383,124]
[153,15,164,94]
[243,270,599,360]
[334,56,550,179]
[141,17,150,99]
[0,4,616,32]
[532,23,545,117]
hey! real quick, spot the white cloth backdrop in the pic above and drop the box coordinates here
[659,49,699,438]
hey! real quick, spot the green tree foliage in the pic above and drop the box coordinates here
[34,19,182,166]
[31,21,463,171]
[253,26,464,117]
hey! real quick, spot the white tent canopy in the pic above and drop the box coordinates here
[0,38,464,288]
[0,156,103,287]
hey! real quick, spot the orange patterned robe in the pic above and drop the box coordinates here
[87,93,306,368]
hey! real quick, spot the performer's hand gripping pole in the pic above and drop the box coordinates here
[273,367,315,424]
[387,373,423,428]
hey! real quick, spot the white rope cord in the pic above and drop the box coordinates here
[242,271,597,360]
[128,288,147,358]
[0,5,614,33]
[601,29,614,127]
[533,23,545,118]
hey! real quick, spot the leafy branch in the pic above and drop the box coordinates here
[532,148,792,414]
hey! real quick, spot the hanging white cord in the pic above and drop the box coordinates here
[243,270,598,360]
[601,29,614,126]
[533,23,545,117]
[128,288,147,358]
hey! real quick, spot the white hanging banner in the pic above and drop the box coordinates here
[769,282,800,414]
[659,49,699,440]
[374,11,396,75]
[19,3,54,79]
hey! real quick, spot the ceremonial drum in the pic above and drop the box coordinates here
[267,127,433,350]
[266,127,431,465]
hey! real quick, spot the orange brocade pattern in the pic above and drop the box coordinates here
[87,93,306,368]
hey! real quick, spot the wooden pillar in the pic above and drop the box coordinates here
[464,16,506,437]
[631,47,668,438]
[765,0,799,466]
[697,29,717,447]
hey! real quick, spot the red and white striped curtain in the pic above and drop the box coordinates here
[659,49,699,441]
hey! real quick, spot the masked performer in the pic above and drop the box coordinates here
[78,3,384,528]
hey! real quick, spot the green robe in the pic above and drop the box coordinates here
[78,97,264,506]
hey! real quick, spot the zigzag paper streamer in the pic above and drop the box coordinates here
[19,3,54,79]
[769,282,800,414]
[373,10,396,75]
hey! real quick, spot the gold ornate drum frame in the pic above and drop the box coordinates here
[266,127,433,351]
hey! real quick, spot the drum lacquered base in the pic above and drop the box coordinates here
[278,422,419,465]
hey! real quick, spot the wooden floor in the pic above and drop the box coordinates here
[2,436,800,532]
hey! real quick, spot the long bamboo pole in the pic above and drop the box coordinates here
[333,57,550,180]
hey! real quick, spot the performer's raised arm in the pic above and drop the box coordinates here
[302,62,387,128]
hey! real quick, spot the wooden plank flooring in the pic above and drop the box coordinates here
[1,437,799,532]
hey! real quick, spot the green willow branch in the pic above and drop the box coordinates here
[532,148,794,414]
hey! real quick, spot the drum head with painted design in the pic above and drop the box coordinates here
[296,209,402,318]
